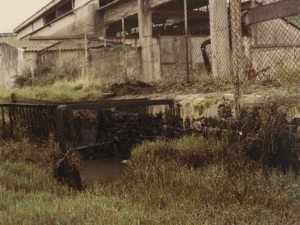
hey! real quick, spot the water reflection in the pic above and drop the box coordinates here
[80,159,128,185]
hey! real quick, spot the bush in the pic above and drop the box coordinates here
[237,97,300,173]
[14,60,81,87]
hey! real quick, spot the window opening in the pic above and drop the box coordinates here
[44,11,56,24]
[57,1,73,17]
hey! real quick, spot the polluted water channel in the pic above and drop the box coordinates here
[80,159,128,185]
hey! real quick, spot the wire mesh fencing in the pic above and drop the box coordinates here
[246,0,300,84]
[20,0,300,88]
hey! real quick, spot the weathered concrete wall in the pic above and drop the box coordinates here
[31,2,97,38]
[0,44,86,88]
[0,43,22,88]
[18,1,98,39]
[41,50,86,68]
[253,18,300,47]
[89,46,141,83]
[252,46,300,76]
[160,36,210,76]
[15,0,62,35]
[33,18,44,31]
[17,25,34,40]
[87,35,210,83]
[244,16,300,78]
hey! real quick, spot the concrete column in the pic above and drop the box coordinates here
[97,12,106,40]
[209,0,231,78]
[138,0,154,82]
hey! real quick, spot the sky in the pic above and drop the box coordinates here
[0,0,52,33]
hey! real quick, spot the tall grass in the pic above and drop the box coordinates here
[93,136,300,224]
[0,134,300,224]
[0,78,104,103]
[0,139,145,224]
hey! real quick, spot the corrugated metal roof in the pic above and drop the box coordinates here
[0,39,105,52]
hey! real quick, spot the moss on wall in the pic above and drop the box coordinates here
[194,97,222,116]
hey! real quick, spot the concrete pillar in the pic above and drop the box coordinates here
[97,12,106,40]
[138,0,154,82]
[209,0,231,78]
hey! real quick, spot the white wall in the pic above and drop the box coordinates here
[75,0,91,9]
[30,2,97,37]
[17,25,33,39]
[33,18,44,31]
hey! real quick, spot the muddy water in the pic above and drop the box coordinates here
[80,159,128,185]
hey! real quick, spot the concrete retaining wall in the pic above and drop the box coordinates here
[76,93,300,159]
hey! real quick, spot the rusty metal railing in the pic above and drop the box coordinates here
[1,94,173,153]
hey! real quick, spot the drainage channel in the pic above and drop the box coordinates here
[4,94,173,185]
[80,159,128,185]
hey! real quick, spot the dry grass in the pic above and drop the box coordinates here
[0,79,104,104]
[90,136,300,224]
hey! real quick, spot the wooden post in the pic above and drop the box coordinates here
[11,93,16,103]
[84,33,89,77]
[67,109,75,146]
[84,33,88,62]
[158,35,163,78]
[122,15,127,78]
[59,45,62,67]
[55,105,67,154]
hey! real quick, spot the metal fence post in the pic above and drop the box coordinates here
[122,15,127,78]
[230,0,244,111]
[184,0,190,82]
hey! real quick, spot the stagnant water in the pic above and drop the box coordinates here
[80,159,128,185]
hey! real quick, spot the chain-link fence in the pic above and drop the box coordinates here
[6,0,300,89]
[88,0,300,85]
[246,0,300,84]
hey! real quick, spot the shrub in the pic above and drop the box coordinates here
[14,60,81,87]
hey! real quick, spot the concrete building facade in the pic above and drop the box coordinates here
[0,0,298,88]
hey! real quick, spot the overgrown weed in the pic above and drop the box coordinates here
[0,80,103,103]
[14,60,81,88]
[0,133,300,224]
[153,73,233,94]
[237,95,300,173]
[0,140,145,224]
[94,135,300,224]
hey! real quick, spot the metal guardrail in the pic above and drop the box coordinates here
[0,103,59,141]
[3,94,173,153]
